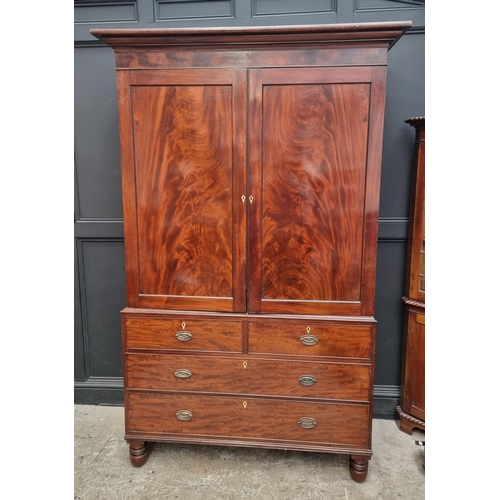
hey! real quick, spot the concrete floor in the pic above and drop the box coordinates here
[75,404,424,499]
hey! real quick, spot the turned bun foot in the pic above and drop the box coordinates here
[349,455,369,482]
[128,441,149,467]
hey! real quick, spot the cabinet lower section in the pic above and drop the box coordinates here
[121,308,376,482]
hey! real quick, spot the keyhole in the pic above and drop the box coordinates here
[243,361,247,369]
[243,401,247,409]
[306,326,311,334]
[181,322,186,330]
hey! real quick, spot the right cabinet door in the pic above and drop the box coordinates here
[248,67,386,316]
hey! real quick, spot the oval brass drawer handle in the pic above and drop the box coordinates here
[298,417,316,429]
[174,369,192,379]
[175,410,193,421]
[300,334,318,346]
[298,375,317,386]
[175,330,192,342]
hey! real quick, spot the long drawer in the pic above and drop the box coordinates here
[124,317,243,352]
[248,322,372,359]
[127,392,370,447]
[126,354,370,401]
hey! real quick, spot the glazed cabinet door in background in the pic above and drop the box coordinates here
[248,67,386,316]
[118,69,247,312]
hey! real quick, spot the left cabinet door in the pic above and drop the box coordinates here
[117,69,247,312]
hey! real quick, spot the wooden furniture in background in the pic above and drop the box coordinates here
[91,22,411,482]
[397,116,425,434]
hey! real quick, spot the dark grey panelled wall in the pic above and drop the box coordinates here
[74,0,425,416]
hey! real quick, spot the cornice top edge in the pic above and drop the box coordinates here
[90,21,412,49]
[405,116,425,124]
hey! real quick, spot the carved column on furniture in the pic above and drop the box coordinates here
[397,116,425,434]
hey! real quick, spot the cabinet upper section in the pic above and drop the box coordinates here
[96,23,411,317]
[90,22,411,70]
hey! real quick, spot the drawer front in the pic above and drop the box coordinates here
[248,322,372,358]
[127,354,370,401]
[125,317,243,352]
[127,392,369,446]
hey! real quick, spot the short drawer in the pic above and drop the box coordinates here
[127,392,370,447]
[126,354,371,401]
[248,322,372,358]
[124,317,243,352]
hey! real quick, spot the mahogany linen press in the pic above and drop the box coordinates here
[91,21,411,482]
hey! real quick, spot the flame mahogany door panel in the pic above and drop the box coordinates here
[248,67,387,316]
[119,69,247,312]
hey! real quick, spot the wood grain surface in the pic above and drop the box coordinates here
[132,84,233,298]
[125,317,243,352]
[248,321,372,359]
[127,392,370,446]
[126,353,371,401]
[114,47,387,70]
[261,82,369,302]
